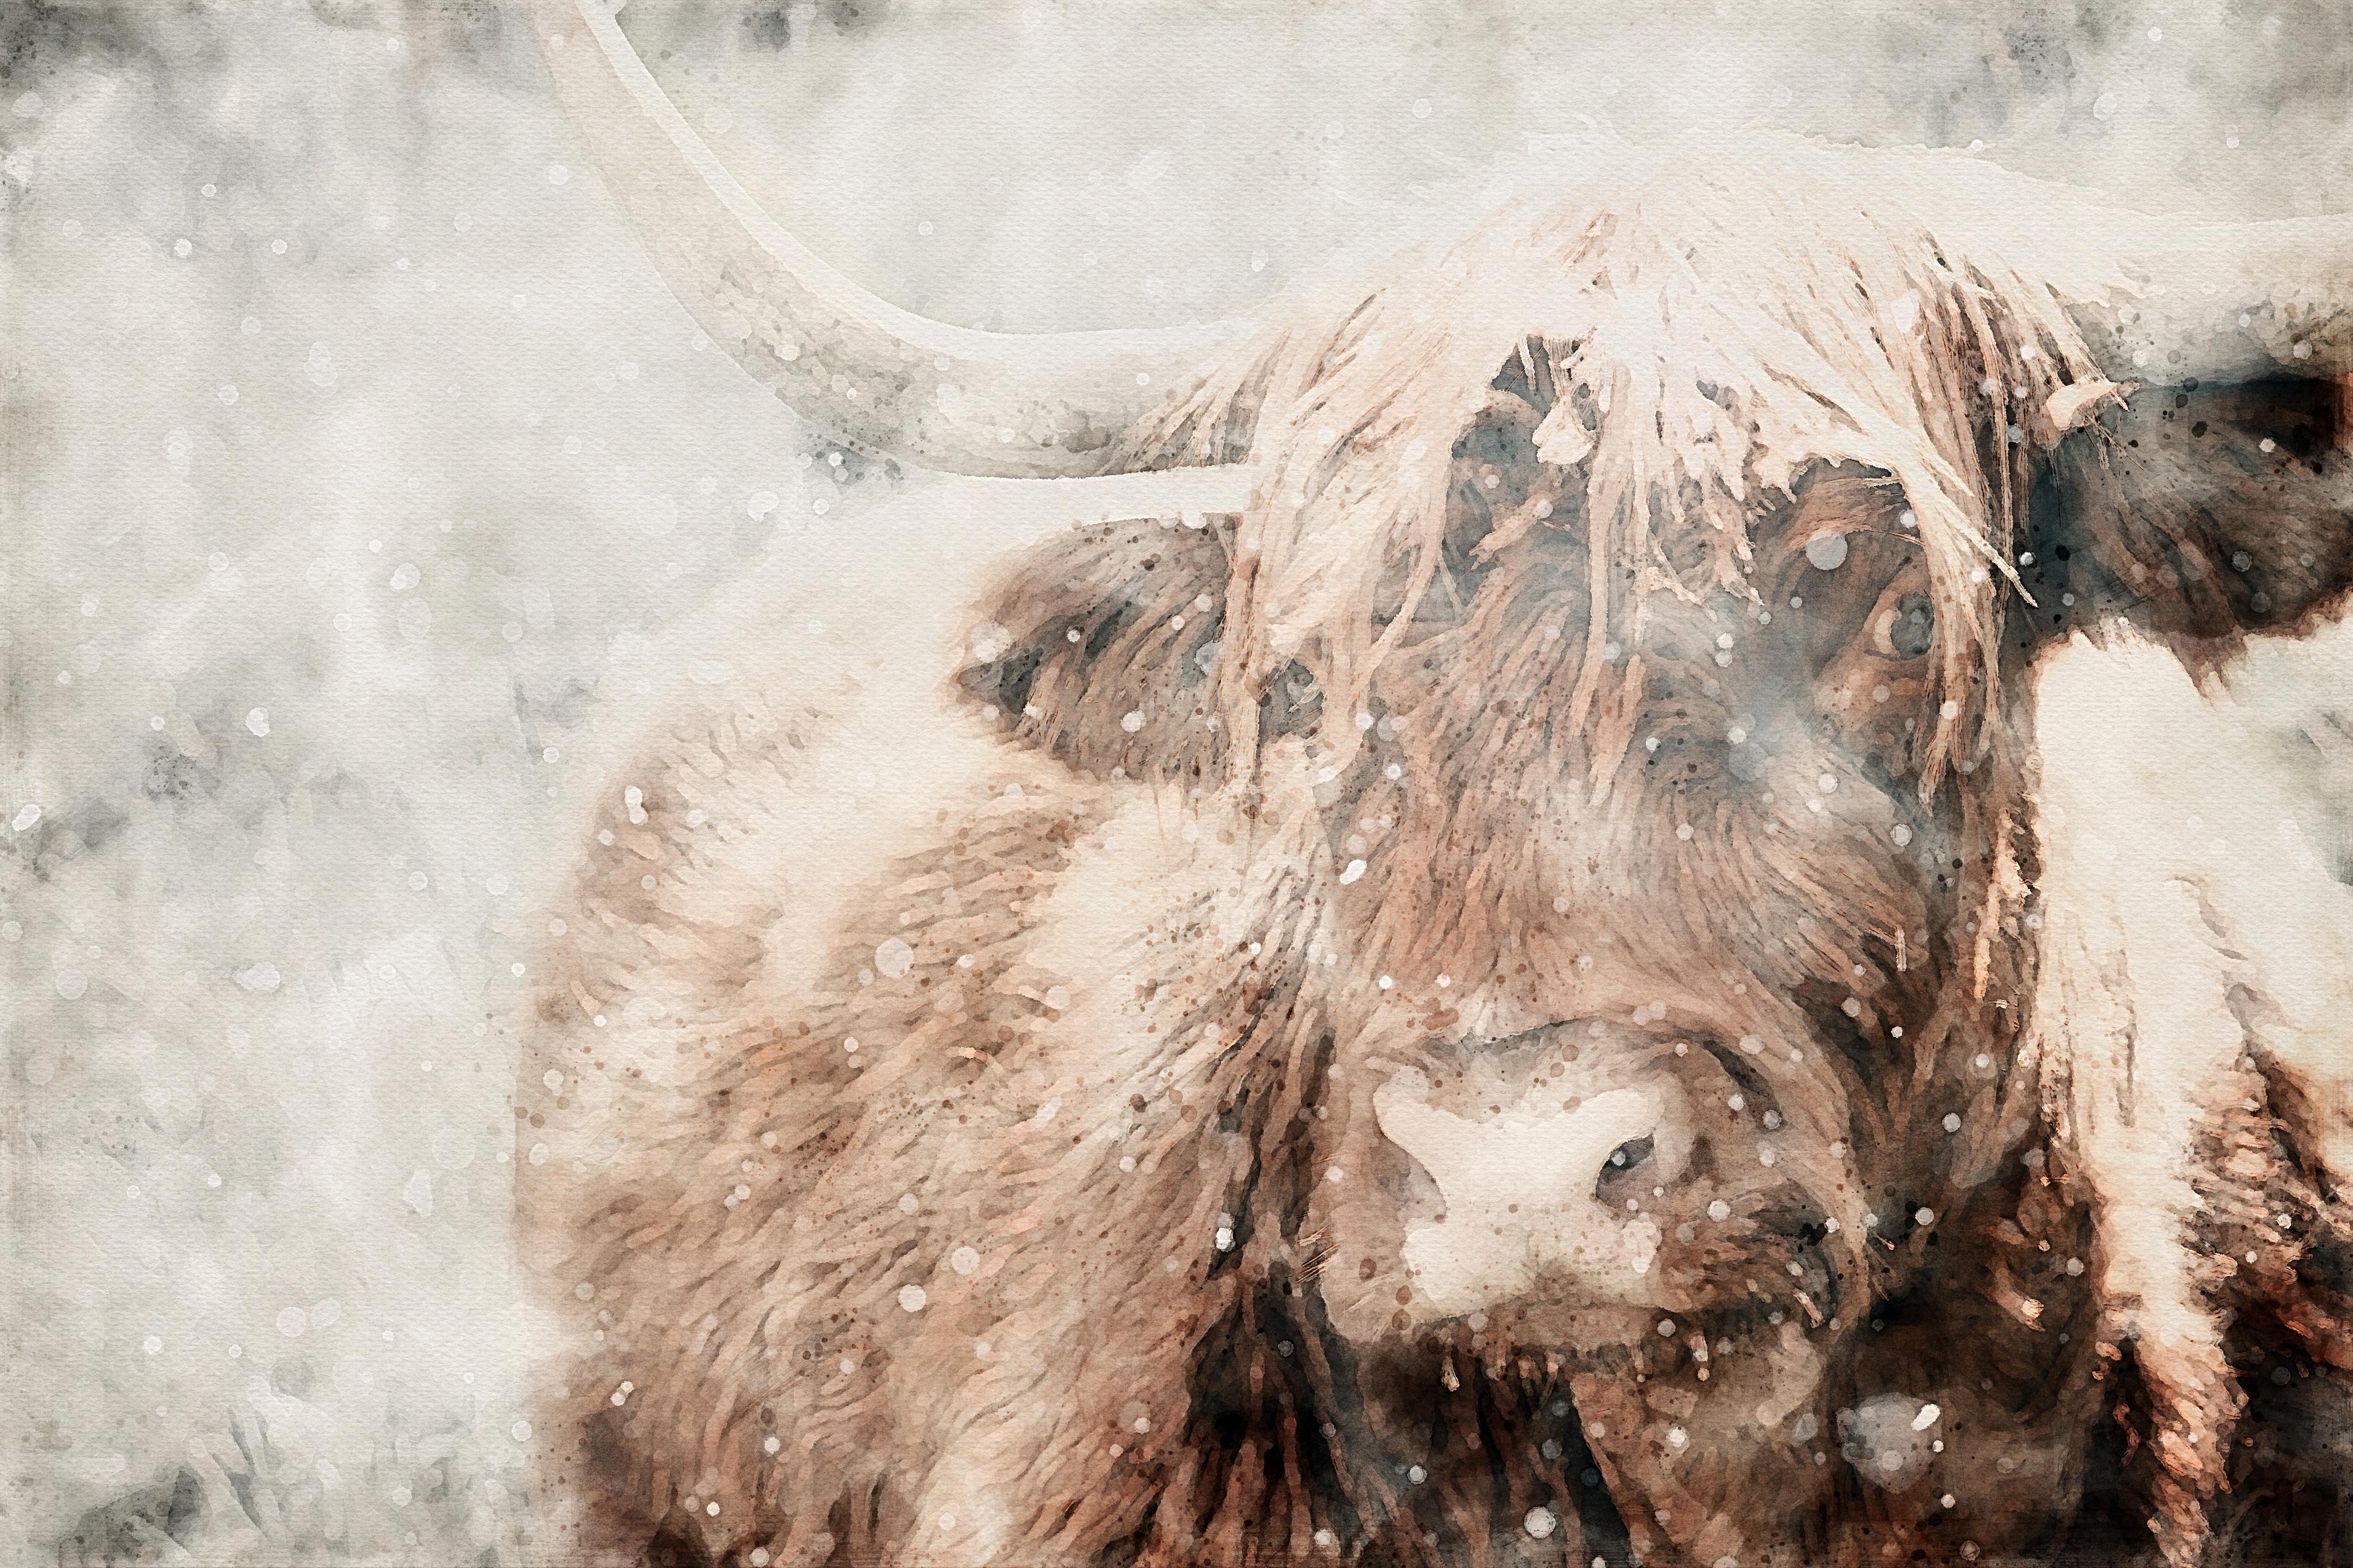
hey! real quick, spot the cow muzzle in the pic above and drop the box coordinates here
[1312,1024,1703,1345]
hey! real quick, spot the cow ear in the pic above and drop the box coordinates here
[2028,379,2353,648]
[956,513,1236,783]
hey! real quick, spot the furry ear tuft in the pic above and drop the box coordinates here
[2034,379,2353,648]
[958,514,1238,782]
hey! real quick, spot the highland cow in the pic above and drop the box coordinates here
[516,5,2353,1566]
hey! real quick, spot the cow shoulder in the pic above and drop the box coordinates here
[530,535,1016,1077]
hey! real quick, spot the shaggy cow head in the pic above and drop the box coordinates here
[532,7,2353,1566]
[941,161,2353,1566]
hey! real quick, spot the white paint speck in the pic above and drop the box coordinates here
[969,621,1012,662]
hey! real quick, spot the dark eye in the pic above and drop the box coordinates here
[1599,1135,1654,1183]
[1875,591,1935,660]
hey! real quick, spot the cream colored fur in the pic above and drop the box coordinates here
[2032,621,2353,1561]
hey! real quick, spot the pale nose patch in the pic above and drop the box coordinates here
[1372,1070,1665,1317]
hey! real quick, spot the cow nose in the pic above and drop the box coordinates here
[1372,1071,1661,1213]
[1369,1069,1670,1318]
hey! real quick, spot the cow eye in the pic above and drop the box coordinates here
[1873,591,1935,661]
[1599,1135,1654,1182]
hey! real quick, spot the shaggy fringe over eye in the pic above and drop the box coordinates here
[1125,134,2123,798]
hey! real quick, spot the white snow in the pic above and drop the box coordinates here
[11,4,2353,1562]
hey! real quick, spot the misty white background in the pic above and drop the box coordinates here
[4,0,2351,1559]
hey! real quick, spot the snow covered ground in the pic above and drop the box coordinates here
[4,1,2350,1561]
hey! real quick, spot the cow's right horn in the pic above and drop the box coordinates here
[1894,150,2353,385]
[2063,213,2353,386]
[528,0,1254,479]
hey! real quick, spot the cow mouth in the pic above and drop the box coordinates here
[1338,1177,1850,1366]
[1298,1127,1855,1394]
[1276,1251,1851,1565]
[1288,1039,1864,1551]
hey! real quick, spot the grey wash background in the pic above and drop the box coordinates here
[5,0,2352,1560]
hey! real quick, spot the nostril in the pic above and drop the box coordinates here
[1596,1134,1656,1193]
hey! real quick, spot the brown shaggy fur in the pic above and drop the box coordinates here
[521,141,2353,1568]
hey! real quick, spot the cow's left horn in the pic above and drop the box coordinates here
[1913,153,2353,383]
[1791,145,2353,387]
[528,0,1253,478]
[2064,214,2353,385]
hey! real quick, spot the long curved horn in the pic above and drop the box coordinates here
[2059,216,2353,386]
[1872,149,2353,385]
[527,0,1254,479]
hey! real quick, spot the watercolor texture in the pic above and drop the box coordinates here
[7,4,2351,1565]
